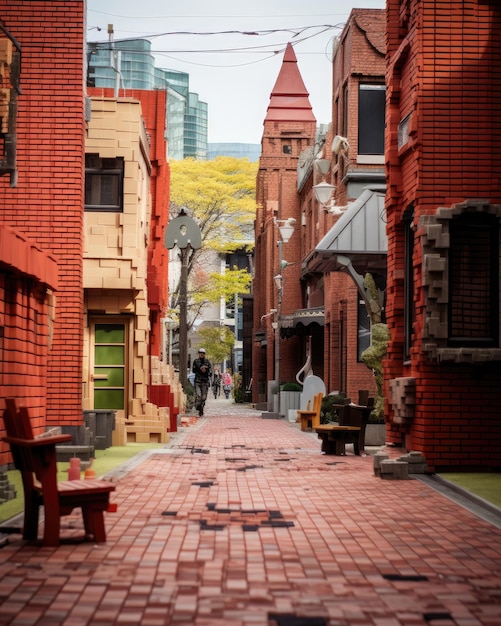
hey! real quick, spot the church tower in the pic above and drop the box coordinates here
[252,43,317,407]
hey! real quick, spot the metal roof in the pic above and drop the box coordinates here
[305,186,387,276]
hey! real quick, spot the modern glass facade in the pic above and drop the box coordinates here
[207,143,261,162]
[184,93,208,160]
[87,39,208,160]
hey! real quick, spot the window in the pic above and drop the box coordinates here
[398,114,411,150]
[85,154,124,212]
[358,84,385,155]
[448,213,499,347]
[420,201,501,362]
[342,85,348,137]
[403,206,415,360]
[358,299,371,361]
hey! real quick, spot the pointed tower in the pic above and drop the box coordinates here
[264,43,316,124]
[252,43,317,409]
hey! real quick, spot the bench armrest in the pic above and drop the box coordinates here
[3,434,72,447]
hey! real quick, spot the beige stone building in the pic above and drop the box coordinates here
[83,95,179,445]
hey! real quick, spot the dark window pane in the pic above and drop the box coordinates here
[358,84,385,154]
[449,213,498,346]
[85,154,124,212]
[358,299,371,361]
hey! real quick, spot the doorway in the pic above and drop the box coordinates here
[90,321,127,413]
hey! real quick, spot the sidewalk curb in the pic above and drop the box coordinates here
[416,474,501,529]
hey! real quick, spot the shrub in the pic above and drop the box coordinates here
[320,393,349,424]
[281,382,302,392]
[183,384,196,412]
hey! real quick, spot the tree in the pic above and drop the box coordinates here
[196,326,235,366]
[169,157,257,326]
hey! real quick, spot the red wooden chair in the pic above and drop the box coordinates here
[2,399,116,546]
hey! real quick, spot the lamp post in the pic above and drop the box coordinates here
[164,209,202,389]
[273,217,296,415]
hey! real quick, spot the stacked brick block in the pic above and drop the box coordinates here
[83,93,176,442]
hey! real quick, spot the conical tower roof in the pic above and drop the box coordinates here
[264,43,316,122]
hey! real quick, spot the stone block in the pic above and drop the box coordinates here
[373,451,389,476]
[398,451,429,474]
[56,444,94,463]
[380,459,409,480]
[261,411,280,419]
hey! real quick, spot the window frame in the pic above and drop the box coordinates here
[358,83,386,155]
[85,154,124,213]
[448,212,499,348]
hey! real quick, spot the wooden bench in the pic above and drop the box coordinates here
[297,392,323,431]
[315,401,373,456]
[2,399,116,547]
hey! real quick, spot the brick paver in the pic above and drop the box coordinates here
[0,398,500,625]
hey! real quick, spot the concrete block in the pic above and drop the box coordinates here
[373,451,389,476]
[56,444,94,463]
[398,451,429,474]
[380,459,409,480]
[261,411,281,419]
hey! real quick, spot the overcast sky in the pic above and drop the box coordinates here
[86,0,386,145]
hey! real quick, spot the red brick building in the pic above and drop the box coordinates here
[0,3,176,476]
[0,1,87,446]
[253,26,386,409]
[384,0,501,470]
[253,44,317,407]
[253,17,386,412]
[305,10,386,403]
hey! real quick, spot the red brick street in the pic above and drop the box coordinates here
[0,399,500,625]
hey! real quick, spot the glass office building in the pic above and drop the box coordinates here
[87,39,208,160]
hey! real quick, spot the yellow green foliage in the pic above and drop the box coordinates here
[197,326,235,364]
[170,156,257,253]
[191,267,252,306]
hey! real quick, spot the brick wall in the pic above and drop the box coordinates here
[0,225,58,466]
[0,1,86,426]
[254,122,316,399]
[385,0,501,469]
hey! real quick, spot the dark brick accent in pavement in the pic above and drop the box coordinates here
[0,398,500,625]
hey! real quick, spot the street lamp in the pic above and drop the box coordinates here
[313,181,336,204]
[274,217,296,415]
[164,209,202,389]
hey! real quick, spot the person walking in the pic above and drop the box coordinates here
[222,370,233,399]
[212,367,222,399]
[192,348,212,416]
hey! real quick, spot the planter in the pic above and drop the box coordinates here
[365,423,386,446]
[280,391,301,417]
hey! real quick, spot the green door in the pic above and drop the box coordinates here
[93,323,126,410]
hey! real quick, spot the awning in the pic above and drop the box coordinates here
[279,308,324,338]
[304,185,387,276]
[292,307,324,328]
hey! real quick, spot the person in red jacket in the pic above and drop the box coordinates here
[221,370,233,399]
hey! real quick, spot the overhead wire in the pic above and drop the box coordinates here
[88,24,344,68]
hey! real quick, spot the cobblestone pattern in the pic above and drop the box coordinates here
[0,400,500,625]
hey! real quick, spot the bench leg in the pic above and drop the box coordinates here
[335,439,345,455]
[23,496,41,542]
[42,507,62,547]
[82,506,107,542]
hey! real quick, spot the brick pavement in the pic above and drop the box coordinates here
[0,397,500,625]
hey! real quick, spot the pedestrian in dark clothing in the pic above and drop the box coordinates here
[192,348,212,416]
[212,367,222,399]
